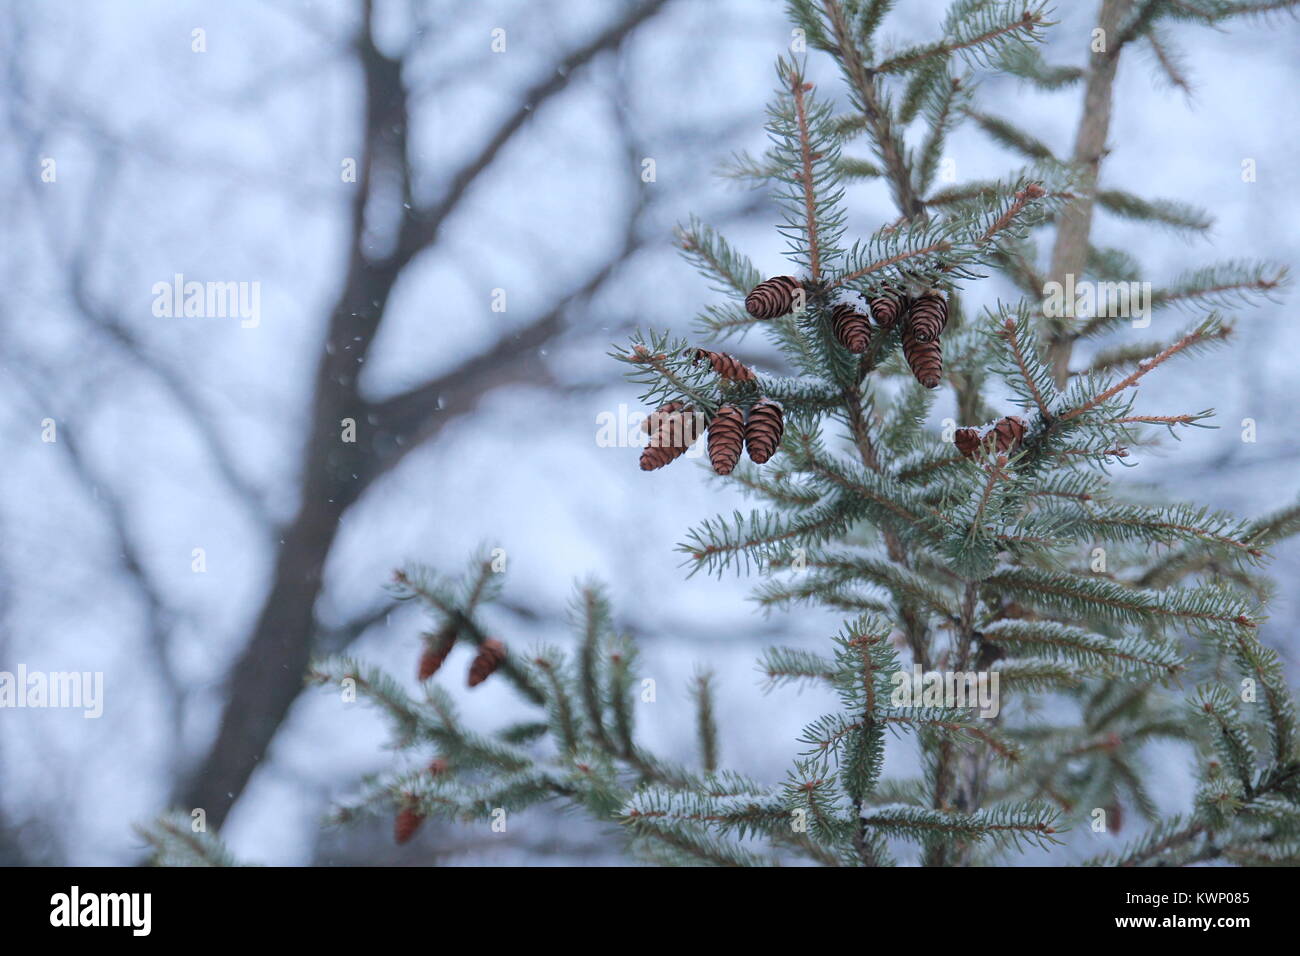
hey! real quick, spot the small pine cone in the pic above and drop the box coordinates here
[992,415,1027,453]
[467,638,507,687]
[905,291,948,343]
[868,292,909,333]
[417,623,457,681]
[830,304,872,354]
[954,427,983,459]
[394,797,424,845]
[708,404,745,475]
[693,348,755,382]
[640,404,698,471]
[901,323,943,389]
[745,275,800,319]
[641,400,685,434]
[744,398,785,464]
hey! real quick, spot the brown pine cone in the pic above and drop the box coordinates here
[744,398,785,464]
[394,797,424,845]
[693,348,756,382]
[708,404,745,475]
[954,427,983,459]
[467,638,507,687]
[744,275,801,319]
[905,291,949,343]
[640,403,698,471]
[868,291,909,332]
[901,323,943,389]
[830,304,872,354]
[641,400,685,434]
[992,415,1027,453]
[417,622,457,681]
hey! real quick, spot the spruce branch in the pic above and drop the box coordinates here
[873,2,1050,75]
[137,812,247,867]
[1058,316,1230,423]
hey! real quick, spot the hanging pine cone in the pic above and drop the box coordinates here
[640,403,698,471]
[830,304,872,354]
[906,291,949,343]
[992,415,1027,453]
[745,275,801,319]
[744,398,785,464]
[901,323,943,389]
[708,404,745,475]
[693,348,756,381]
[467,638,507,687]
[954,427,983,459]
[868,291,909,333]
[417,623,457,681]
[641,400,685,434]
[394,796,424,845]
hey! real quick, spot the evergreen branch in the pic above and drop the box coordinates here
[753,573,894,617]
[963,108,1056,161]
[1114,0,1173,52]
[577,585,615,751]
[884,713,1022,762]
[1087,815,1206,867]
[534,650,582,754]
[795,552,958,619]
[675,216,763,298]
[679,498,869,577]
[818,0,924,218]
[993,307,1057,419]
[691,670,720,772]
[693,303,766,340]
[1144,28,1192,94]
[1193,685,1258,794]
[726,465,826,509]
[1245,496,1300,548]
[982,620,1184,679]
[860,801,1062,850]
[995,43,1084,88]
[621,805,777,866]
[791,69,827,281]
[137,812,246,867]
[1059,316,1229,422]
[874,4,1048,75]
[838,155,886,179]
[1149,261,1288,313]
[916,72,968,194]
[758,646,838,690]
[984,567,1256,633]
[1095,188,1213,233]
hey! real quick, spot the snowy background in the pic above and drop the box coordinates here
[1,0,1298,865]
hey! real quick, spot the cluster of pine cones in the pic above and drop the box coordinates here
[639,348,785,476]
[745,276,950,389]
[637,276,956,476]
[955,416,1027,458]
[417,624,507,688]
